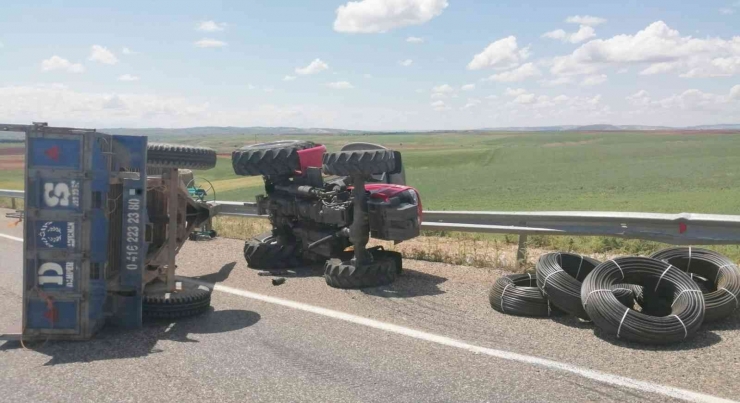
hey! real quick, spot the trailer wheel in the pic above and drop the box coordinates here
[324,250,399,289]
[322,148,396,176]
[243,232,303,270]
[232,140,317,177]
[147,143,217,170]
[143,283,212,320]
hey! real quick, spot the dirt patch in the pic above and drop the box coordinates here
[0,147,24,156]
[0,155,24,169]
[542,139,599,148]
[644,130,740,136]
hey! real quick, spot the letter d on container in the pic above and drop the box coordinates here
[38,262,64,286]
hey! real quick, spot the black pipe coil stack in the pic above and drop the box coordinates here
[649,247,740,322]
[489,273,558,317]
[581,256,705,344]
[536,252,636,319]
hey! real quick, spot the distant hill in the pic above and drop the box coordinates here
[1,123,738,140]
[101,126,367,137]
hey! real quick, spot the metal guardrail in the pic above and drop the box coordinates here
[7,190,740,266]
[0,189,23,199]
[0,189,23,210]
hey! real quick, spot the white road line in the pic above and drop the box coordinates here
[0,233,22,242]
[182,277,735,403]
[0,235,732,403]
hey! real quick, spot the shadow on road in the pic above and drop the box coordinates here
[192,261,237,284]
[0,308,260,365]
[593,326,722,351]
[254,263,448,298]
[361,269,447,298]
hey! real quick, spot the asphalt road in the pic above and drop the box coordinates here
[0,208,738,403]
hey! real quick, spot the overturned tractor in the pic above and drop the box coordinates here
[232,141,422,288]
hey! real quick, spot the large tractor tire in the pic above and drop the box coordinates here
[324,250,400,289]
[232,140,317,177]
[243,232,303,270]
[322,149,396,176]
[143,282,212,320]
[147,143,217,170]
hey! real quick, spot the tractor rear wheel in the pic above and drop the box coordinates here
[147,143,217,170]
[243,232,303,270]
[324,250,400,289]
[322,149,396,176]
[232,140,317,177]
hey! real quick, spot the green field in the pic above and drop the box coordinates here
[154,131,740,215]
[4,130,740,265]
[4,131,740,214]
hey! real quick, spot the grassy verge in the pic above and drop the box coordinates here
[209,216,740,272]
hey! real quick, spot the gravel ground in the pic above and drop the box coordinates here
[1,207,739,402]
[175,237,740,400]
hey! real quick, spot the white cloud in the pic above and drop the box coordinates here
[467,36,530,70]
[430,99,450,111]
[41,56,85,73]
[399,59,413,67]
[430,84,455,98]
[121,47,135,55]
[543,26,596,44]
[194,38,227,48]
[89,45,118,65]
[247,84,256,90]
[484,63,541,82]
[263,87,274,93]
[118,74,140,82]
[513,93,536,104]
[296,58,329,75]
[731,85,740,100]
[580,74,607,86]
[334,0,448,33]
[617,68,629,74]
[461,84,475,91]
[197,20,228,32]
[553,95,569,102]
[283,75,297,81]
[626,90,651,106]
[0,84,210,127]
[550,21,740,78]
[327,81,354,89]
[730,85,740,100]
[639,62,679,75]
[406,36,424,43]
[505,88,528,96]
[565,15,607,26]
[569,25,596,43]
[462,98,481,109]
[539,76,573,86]
[624,86,740,114]
[364,73,373,78]
[486,95,498,99]
[719,8,735,14]
[679,57,740,78]
[542,29,566,40]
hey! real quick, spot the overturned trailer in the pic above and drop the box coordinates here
[1,122,217,340]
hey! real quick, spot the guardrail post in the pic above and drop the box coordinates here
[516,222,527,269]
[11,197,16,210]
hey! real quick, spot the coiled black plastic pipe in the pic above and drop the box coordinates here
[650,247,740,322]
[489,273,556,317]
[581,257,705,344]
[536,252,635,319]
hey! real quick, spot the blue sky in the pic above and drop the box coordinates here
[0,0,739,130]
